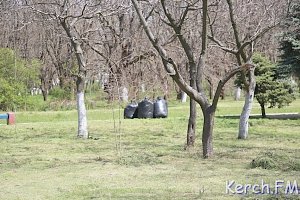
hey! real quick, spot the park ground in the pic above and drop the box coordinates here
[0,98,299,200]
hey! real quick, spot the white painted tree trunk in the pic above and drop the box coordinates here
[234,87,241,101]
[181,92,187,103]
[77,91,88,139]
[141,84,145,93]
[238,69,256,139]
[60,18,89,139]
[121,87,128,102]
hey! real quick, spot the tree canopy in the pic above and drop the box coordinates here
[278,3,300,79]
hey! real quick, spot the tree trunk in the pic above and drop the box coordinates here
[202,107,214,158]
[209,83,213,100]
[220,88,225,100]
[121,87,128,102]
[186,99,196,147]
[60,20,88,139]
[186,60,197,147]
[234,86,241,101]
[40,70,50,102]
[59,76,66,89]
[77,89,88,139]
[206,77,213,99]
[260,103,266,118]
[42,89,48,101]
[181,92,187,103]
[131,0,246,158]
[75,61,88,139]
[238,68,256,139]
[106,64,115,102]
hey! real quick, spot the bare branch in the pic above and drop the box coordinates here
[131,0,157,46]
[208,35,237,54]
[27,5,57,19]
[237,23,279,56]
[84,40,115,65]
[178,4,190,30]
[155,11,172,27]
[226,0,247,62]
[211,63,254,111]
[127,51,156,65]
[131,0,209,109]
[249,23,279,43]
[196,0,208,93]
[145,6,155,21]
[160,0,197,73]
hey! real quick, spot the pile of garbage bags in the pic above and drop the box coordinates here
[124,97,168,119]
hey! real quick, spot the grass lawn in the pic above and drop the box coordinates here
[0,99,299,200]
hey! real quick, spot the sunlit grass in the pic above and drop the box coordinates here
[0,99,299,199]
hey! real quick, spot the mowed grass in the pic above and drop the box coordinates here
[0,99,299,200]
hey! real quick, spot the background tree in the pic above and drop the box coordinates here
[86,5,156,102]
[26,0,112,139]
[1,0,295,158]
[253,53,295,118]
[278,2,300,83]
[0,48,40,110]
[132,0,252,158]
[208,0,287,139]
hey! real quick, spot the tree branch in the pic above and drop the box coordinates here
[208,35,238,54]
[196,0,208,93]
[211,63,255,111]
[131,0,175,75]
[226,0,247,62]
[131,0,209,110]
[160,0,197,78]
[178,4,190,30]
[127,51,156,65]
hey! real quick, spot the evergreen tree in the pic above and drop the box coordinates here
[253,53,295,118]
[278,3,300,79]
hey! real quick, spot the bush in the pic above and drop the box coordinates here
[48,100,76,111]
[49,87,73,100]
[22,95,49,111]
[0,48,41,111]
[0,78,24,111]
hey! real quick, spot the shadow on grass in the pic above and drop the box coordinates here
[217,113,300,120]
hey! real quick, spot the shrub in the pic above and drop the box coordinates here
[49,87,73,100]
[0,78,24,111]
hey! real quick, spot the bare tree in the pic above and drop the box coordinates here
[25,0,114,138]
[208,0,286,139]
[132,0,252,158]
[83,3,161,102]
[2,0,288,154]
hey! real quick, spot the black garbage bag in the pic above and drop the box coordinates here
[138,98,154,118]
[124,102,138,119]
[154,97,168,118]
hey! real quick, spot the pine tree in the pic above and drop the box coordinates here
[253,53,295,118]
[278,3,300,79]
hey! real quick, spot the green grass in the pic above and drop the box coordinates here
[0,99,299,199]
